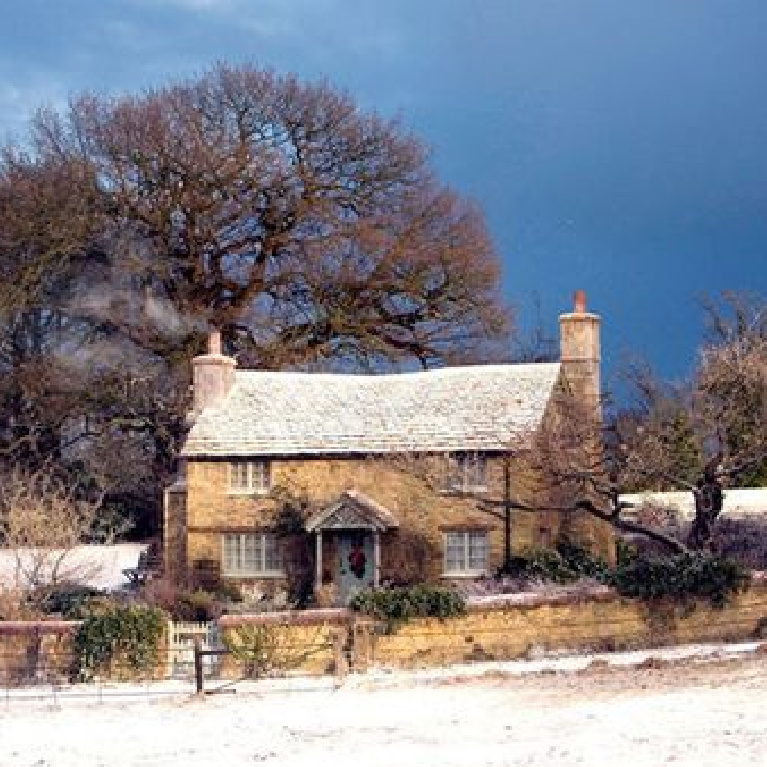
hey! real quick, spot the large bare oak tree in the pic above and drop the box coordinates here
[0,64,511,534]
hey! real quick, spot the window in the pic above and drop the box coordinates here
[222,533,283,576]
[445,452,487,493]
[443,531,488,576]
[229,460,270,494]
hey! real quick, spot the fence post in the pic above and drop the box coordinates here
[332,629,348,680]
[194,639,204,694]
[351,619,372,673]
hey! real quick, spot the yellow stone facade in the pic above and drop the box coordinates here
[164,293,614,597]
[166,452,615,594]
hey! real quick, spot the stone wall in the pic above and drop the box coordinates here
[0,621,78,686]
[163,486,188,584]
[4,580,766,684]
[218,610,349,677]
[366,582,767,669]
[0,620,170,685]
[216,578,767,676]
[177,454,615,591]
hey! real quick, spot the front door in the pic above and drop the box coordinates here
[338,532,374,604]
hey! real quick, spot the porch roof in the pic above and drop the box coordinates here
[305,490,400,532]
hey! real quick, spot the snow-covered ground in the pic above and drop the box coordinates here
[2,644,766,766]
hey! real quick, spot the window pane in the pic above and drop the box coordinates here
[468,532,487,570]
[223,533,283,575]
[445,455,461,491]
[445,532,466,572]
[472,455,487,488]
[444,531,487,573]
[252,461,269,493]
[445,453,486,492]
[264,534,281,572]
[223,534,239,573]
[255,534,265,571]
[230,462,248,490]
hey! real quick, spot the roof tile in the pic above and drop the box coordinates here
[182,363,561,457]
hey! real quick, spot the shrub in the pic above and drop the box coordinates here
[171,590,223,622]
[504,544,611,585]
[140,578,226,621]
[73,605,166,682]
[616,538,639,567]
[214,582,243,604]
[40,585,104,618]
[555,542,612,581]
[349,584,465,622]
[712,518,767,571]
[513,548,579,584]
[611,552,750,608]
[222,623,326,678]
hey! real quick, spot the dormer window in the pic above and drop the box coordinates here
[229,460,270,495]
[445,452,487,493]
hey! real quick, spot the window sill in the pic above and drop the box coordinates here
[222,571,286,579]
[440,487,488,497]
[442,570,487,579]
[227,489,271,497]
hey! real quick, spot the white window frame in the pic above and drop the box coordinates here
[222,532,284,577]
[443,530,488,576]
[445,452,487,493]
[228,460,270,495]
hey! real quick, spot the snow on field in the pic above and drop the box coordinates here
[1,647,766,767]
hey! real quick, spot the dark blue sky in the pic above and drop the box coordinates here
[2,1,765,393]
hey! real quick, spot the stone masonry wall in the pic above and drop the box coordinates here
[367,581,767,669]
[181,454,615,591]
[217,578,767,676]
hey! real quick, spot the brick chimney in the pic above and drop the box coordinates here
[190,330,236,418]
[559,290,601,414]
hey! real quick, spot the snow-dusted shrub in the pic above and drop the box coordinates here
[611,552,750,608]
[350,585,465,622]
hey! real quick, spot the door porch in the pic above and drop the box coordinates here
[305,489,399,602]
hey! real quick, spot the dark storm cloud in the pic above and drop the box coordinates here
[1,0,765,386]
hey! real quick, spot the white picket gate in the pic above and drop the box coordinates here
[168,620,222,678]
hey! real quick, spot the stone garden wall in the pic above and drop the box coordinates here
[3,577,766,683]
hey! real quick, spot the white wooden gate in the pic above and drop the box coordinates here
[168,620,222,678]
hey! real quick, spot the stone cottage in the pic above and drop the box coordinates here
[163,291,612,603]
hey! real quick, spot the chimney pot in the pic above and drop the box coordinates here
[209,330,222,356]
[574,290,586,314]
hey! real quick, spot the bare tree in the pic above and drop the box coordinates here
[508,386,693,554]
[615,294,766,549]
[503,294,767,557]
[0,465,124,606]
[1,63,512,536]
[26,63,510,369]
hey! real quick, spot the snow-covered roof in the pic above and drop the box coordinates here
[0,544,149,591]
[182,363,561,457]
[620,488,767,520]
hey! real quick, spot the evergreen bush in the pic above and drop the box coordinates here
[40,585,104,618]
[506,543,611,585]
[349,584,466,622]
[611,552,750,608]
[73,605,165,681]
